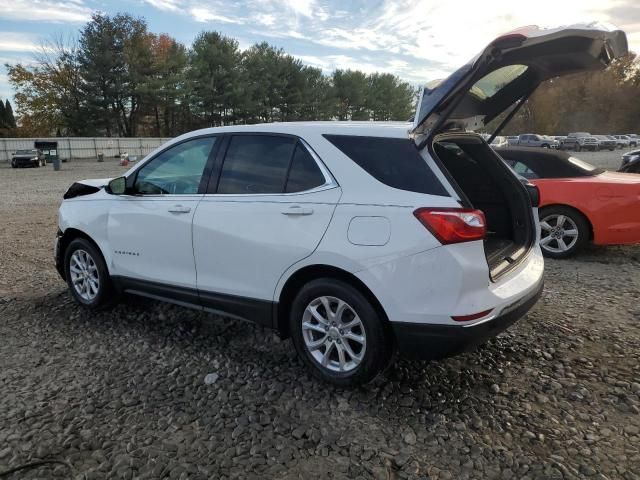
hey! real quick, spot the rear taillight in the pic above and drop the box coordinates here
[413,208,486,245]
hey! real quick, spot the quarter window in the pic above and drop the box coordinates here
[134,137,216,194]
[285,144,326,193]
[217,135,296,194]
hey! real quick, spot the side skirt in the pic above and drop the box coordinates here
[111,276,276,328]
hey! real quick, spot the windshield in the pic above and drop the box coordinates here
[568,156,599,172]
[15,149,36,155]
[469,65,528,100]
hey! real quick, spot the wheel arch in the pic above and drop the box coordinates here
[58,228,108,280]
[539,203,594,240]
[275,264,391,339]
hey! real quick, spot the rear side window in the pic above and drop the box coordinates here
[285,145,326,193]
[217,135,296,194]
[324,135,447,195]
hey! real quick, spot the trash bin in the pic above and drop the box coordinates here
[53,157,61,171]
[97,153,104,162]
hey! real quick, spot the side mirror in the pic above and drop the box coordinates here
[107,176,127,195]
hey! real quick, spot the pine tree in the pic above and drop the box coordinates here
[5,100,16,128]
[0,100,6,128]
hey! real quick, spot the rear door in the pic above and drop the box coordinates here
[192,134,340,324]
[412,24,628,141]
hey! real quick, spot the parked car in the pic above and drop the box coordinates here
[500,148,640,258]
[490,135,509,148]
[567,133,599,151]
[619,149,640,173]
[624,134,639,147]
[506,136,519,146]
[594,135,617,151]
[55,23,627,385]
[11,149,46,168]
[513,133,558,148]
[612,135,632,148]
[480,133,509,148]
[555,135,579,151]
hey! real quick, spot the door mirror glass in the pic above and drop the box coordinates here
[108,176,127,195]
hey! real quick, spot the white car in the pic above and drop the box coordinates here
[55,24,627,385]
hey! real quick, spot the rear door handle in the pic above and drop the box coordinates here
[281,205,314,216]
[168,205,191,214]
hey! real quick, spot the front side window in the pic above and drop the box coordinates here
[217,135,296,194]
[134,137,216,194]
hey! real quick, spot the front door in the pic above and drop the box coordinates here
[192,134,340,323]
[108,136,219,291]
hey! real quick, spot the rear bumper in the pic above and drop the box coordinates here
[391,279,543,360]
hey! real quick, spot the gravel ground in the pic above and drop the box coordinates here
[1,157,639,480]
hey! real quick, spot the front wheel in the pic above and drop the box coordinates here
[539,206,590,259]
[289,279,393,386]
[64,238,117,309]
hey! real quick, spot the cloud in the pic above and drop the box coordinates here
[0,0,92,23]
[0,33,48,53]
[143,0,181,12]
[190,7,244,24]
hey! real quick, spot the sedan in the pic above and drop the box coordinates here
[500,147,640,258]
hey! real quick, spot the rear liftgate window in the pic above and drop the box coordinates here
[324,135,448,196]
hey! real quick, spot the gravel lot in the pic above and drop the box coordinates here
[1,155,639,480]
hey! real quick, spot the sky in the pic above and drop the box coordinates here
[0,0,639,102]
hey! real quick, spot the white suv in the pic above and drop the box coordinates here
[55,24,627,385]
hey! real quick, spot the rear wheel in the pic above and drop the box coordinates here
[289,278,392,386]
[64,238,117,309]
[539,206,589,259]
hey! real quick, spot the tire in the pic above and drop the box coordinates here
[64,238,117,309]
[575,144,581,152]
[541,144,549,148]
[289,278,393,386]
[539,206,590,259]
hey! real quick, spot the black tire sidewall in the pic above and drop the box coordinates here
[64,238,114,308]
[289,278,391,386]
[539,206,589,259]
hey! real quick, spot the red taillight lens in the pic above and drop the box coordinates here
[413,208,486,245]
[452,309,493,322]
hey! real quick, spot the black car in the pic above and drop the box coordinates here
[11,149,46,168]
[619,149,640,173]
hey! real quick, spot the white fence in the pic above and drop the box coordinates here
[0,137,172,162]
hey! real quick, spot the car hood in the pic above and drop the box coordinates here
[412,23,628,143]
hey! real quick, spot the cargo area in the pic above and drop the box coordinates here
[431,134,535,279]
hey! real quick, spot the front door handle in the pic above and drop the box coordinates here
[168,205,191,214]
[281,205,314,216]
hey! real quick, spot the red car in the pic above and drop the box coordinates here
[499,147,640,258]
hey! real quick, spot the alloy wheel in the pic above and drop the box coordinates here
[69,249,100,301]
[540,214,579,254]
[301,296,366,373]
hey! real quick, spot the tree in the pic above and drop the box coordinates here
[366,73,415,121]
[0,100,6,128]
[189,31,242,127]
[332,70,369,120]
[5,100,16,128]
[78,13,153,136]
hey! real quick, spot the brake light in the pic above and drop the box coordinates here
[413,208,486,245]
